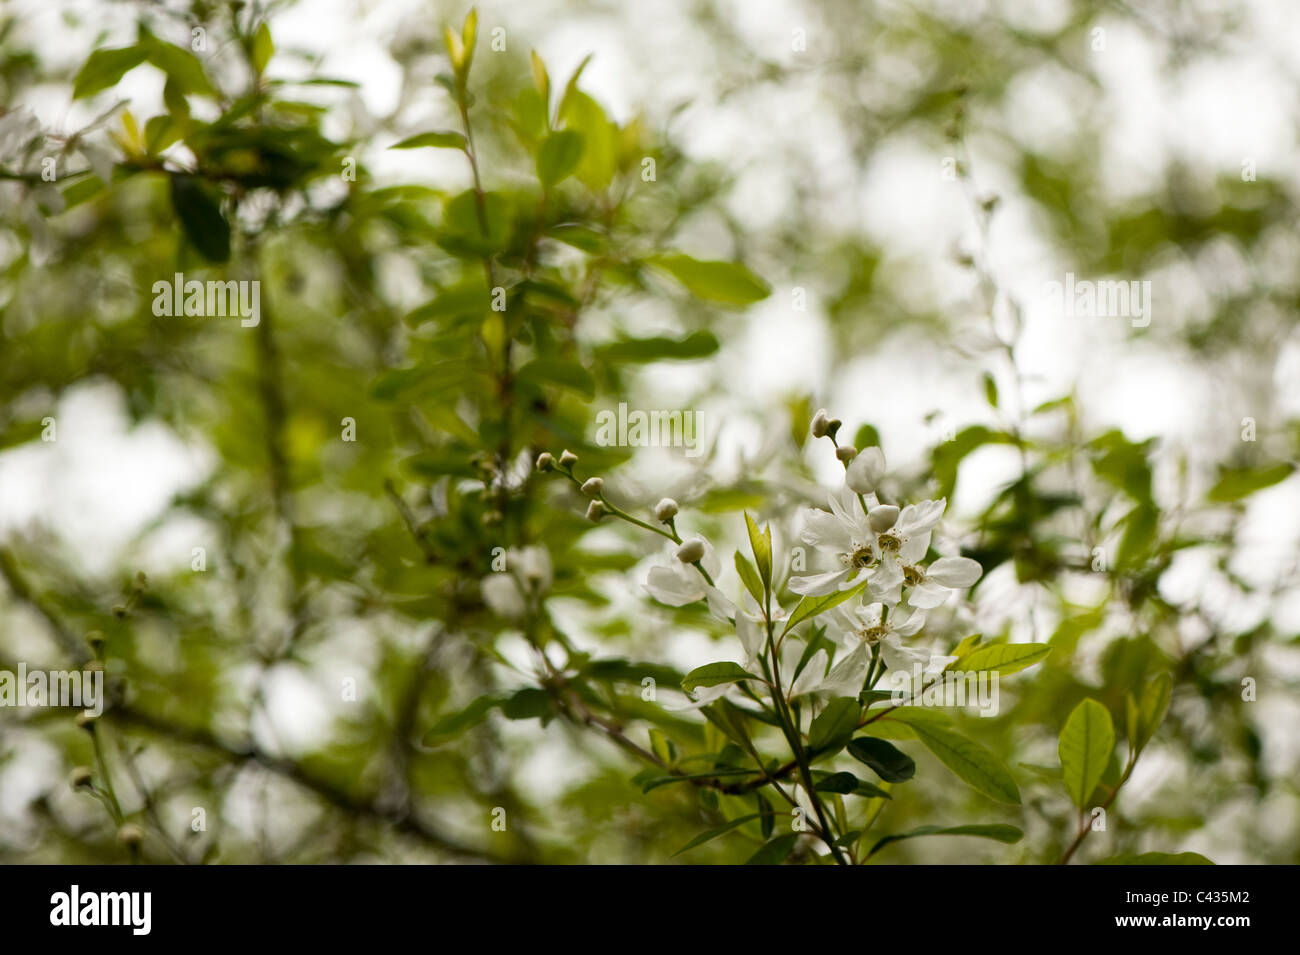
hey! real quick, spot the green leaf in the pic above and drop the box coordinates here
[516,358,595,399]
[982,371,999,408]
[391,130,468,151]
[557,90,615,190]
[782,579,870,636]
[745,833,798,866]
[169,174,230,263]
[733,552,764,606]
[501,687,551,721]
[1135,672,1172,751]
[743,512,772,590]
[812,771,891,799]
[404,282,491,325]
[536,129,585,187]
[950,642,1051,675]
[681,662,759,693]
[1096,851,1214,865]
[1207,463,1294,502]
[144,115,181,154]
[648,728,675,766]
[867,824,1023,858]
[73,45,149,99]
[251,21,274,74]
[910,722,1021,804]
[650,254,771,305]
[671,814,762,857]
[1059,698,1115,808]
[422,695,503,742]
[848,736,916,783]
[546,224,606,253]
[812,771,860,794]
[146,39,216,97]
[595,331,719,363]
[808,697,861,756]
[756,792,775,838]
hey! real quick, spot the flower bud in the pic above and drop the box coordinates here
[847,446,886,494]
[675,538,706,564]
[535,452,555,471]
[654,498,679,522]
[868,504,899,532]
[581,477,604,498]
[69,766,94,790]
[585,500,606,522]
[811,409,831,438]
[835,445,857,462]
[559,449,579,469]
[117,824,144,849]
[826,418,842,440]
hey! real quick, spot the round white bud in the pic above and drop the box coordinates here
[675,539,706,564]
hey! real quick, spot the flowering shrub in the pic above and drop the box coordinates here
[2,2,1292,867]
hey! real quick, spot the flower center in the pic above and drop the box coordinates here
[848,545,874,569]
[861,626,889,644]
[903,565,924,586]
[878,532,902,553]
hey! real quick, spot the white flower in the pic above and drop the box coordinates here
[644,538,721,607]
[867,499,946,603]
[788,487,879,596]
[481,574,526,619]
[668,602,775,711]
[827,601,931,673]
[846,446,885,495]
[903,555,982,609]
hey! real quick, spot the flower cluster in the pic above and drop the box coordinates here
[641,410,983,702]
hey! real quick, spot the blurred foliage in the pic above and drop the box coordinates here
[0,0,1297,864]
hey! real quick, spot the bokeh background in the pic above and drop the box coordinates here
[1,0,1298,863]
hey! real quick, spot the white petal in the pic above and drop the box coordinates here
[926,556,982,588]
[665,683,733,711]
[892,608,928,636]
[699,538,722,578]
[906,581,948,609]
[801,508,855,553]
[897,498,946,535]
[819,641,873,697]
[645,565,705,606]
[845,446,885,494]
[481,574,526,619]
[736,613,767,661]
[788,567,853,596]
[868,559,903,604]
[789,649,829,698]
[879,634,930,673]
[899,531,931,565]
